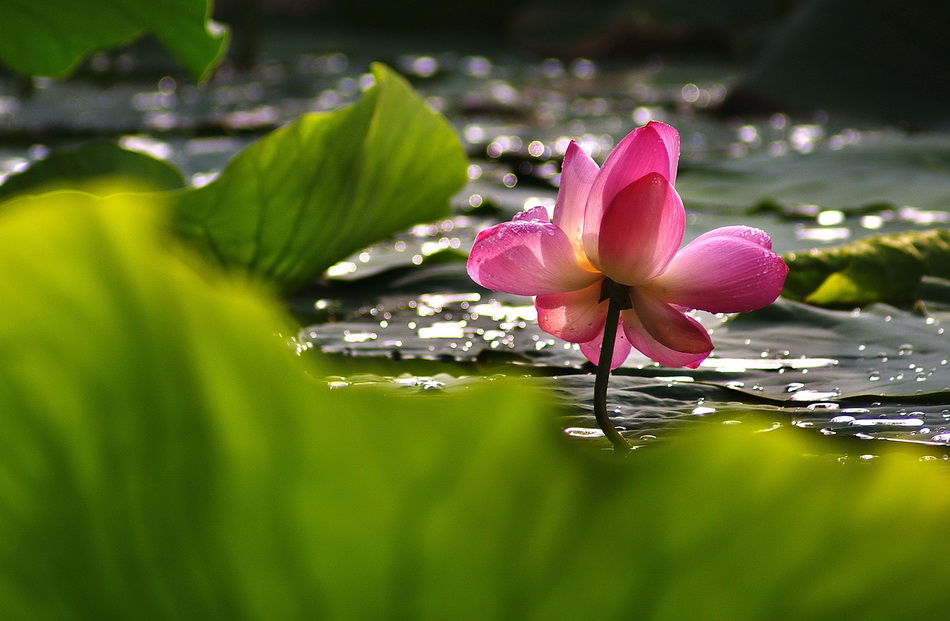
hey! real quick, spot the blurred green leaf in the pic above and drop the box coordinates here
[3,190,950,618]
[0,0,227,81]
[0,143,185,201]
[783,229,950,306]
[172,63,468,291]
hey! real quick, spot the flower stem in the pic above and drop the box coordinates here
[594,280,632,453]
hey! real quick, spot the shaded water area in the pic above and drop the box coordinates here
[4,26,950,452]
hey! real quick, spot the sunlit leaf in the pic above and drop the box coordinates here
[0,0,227,81]
[782,229,950,306]
[0,143,185,201]
[172,63,468,291]
[3,190,950,619]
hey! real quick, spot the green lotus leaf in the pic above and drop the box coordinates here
[783,228,950,306]
[0,143,185,201]
[172,63,468,291]
[0,0,227,81]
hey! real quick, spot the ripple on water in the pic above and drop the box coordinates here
[700,357,838,372]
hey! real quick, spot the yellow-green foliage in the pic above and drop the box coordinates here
[1,190,949,619]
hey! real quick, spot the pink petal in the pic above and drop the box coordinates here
[644,121,681,184]
[536,280,606,343]
[581,122,680,264]
[621,294,711,369]
[595,173,685,285]
[514,205,550,223]
[467,219,600,296]
[579,321,632,370]
[621,312,709,368]
[552,141,599,254]
[644,227,788,313]
[630,288,712,354]
[689,225,774,249]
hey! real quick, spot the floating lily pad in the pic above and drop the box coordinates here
[782,229,950,306]
[712,299,950,397]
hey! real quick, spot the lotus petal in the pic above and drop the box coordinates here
[466,219,600,295]
[552,141,598,260]
[579,322,632,369]
[596,173,685,285]
[536,280,607,343]
[582,121,680,264]
[645,227,788,313]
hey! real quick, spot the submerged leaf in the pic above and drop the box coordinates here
[783,229,950,306]
[172,63,467,291]
[2,190,950,618]
[0,0,227,80]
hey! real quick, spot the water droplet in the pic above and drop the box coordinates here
[851,418,924,428]
[788,389,840,401]
[342,331,377,343]
[563,427,605,438]
[418,321,467,339]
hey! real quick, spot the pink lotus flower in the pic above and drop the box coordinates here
[467,121,788,369]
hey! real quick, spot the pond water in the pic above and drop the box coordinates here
[3,26,950,453]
